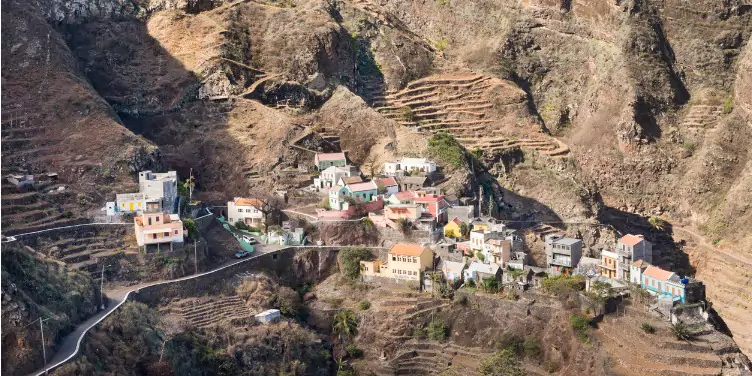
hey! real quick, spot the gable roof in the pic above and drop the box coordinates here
[389,243,427,256]
[234,197,265,208]
[391,191,414,201]
[441,260,467,274]
[375,177,398,187]
[467,262,500,274]
[620,234,645,246]
[632,259,651,269]
[414,194,445,203]
[316,152,346,162]
[449,217,462,225]
[346,181,377,192]
[340,176,363,184]
[643,265,677,282]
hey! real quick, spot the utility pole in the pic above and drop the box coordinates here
[188,168,194,203]
[39,317,49,373]
[99,264,111,310]
[194,238,198,275]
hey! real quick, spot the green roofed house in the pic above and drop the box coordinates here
[314,152,347,170]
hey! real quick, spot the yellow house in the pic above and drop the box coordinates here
[471,219,489,231]
[444,217,463,238]
[360,243,434,282]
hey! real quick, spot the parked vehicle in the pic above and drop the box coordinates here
[242,235,257,244]
[235,250,251,258]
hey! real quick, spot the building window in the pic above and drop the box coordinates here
[174,230,178,235]
[238,209,242,213]
[392,256,396,261]
[152,234,157,239]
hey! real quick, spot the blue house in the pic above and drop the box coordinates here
[641,265,686,303]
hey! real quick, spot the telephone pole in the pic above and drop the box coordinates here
[39,317,49,373]
[194,238,198,275]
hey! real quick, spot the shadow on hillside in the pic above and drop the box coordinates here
[597,206,696,276]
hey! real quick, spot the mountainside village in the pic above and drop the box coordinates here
[15,148,706,325]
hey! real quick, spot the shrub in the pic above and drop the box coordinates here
[480,276,499,294]
[274,287,303,318]
[412,327,427,340]
[476,250,485,262]
[427,132,465,169]
[338,247,373,280]
[183,218,197,238]
[427,319,447,341]
[318,198,330,209]
[641,322,656,334]
[570,313,591,342]
[722,95,734,114]
[235,221,250,231]
[361,217,373,229]
[435,38,449,52]
[648,217,665,231]
[400,106,415,122]
[542,274,586,295]
[523,337,542,359]
[395,218,412,233]
[358,300,371,310]
[466,279,476,288]
[62,210,74,218]
[345,344,363,359]
[480,348,525,376]
[670,320,693,340]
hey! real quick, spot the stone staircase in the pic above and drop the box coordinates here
[370,72,570,158]
[596,312,728,376]
[168,296,253,328]
[681,104,724,129]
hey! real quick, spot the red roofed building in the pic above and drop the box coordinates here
[228,197,266,227]
[388,190,415,205]
[615,234,653,280]
[414,194,448,224]
[374,177,399,196]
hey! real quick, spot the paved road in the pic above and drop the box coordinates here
[30,243,284,376]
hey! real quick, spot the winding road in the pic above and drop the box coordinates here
[29,243,283,376]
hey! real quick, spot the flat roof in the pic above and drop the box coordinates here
[553,238,582,246]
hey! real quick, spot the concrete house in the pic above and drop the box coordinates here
[414,194,448,224]
[134,212,184,247]
[464,262,501,283]
[444,217,464,238]
[616,234,653,280]
[383,157,437,176]
[313,165,359,190]
[397,175,429,191]
[545,235,583,275]
[228,197,265,227]
[485,238,512,266]
[115,192,162,214]
[138,170,179,213]
[344,181,379,202]
[599,249,619,279]
[374,177,399,196]
[314,152,347,170]
[641,265,705,304]
[388,191,414,205]
[630,259,651,285]
[384,204,421,221]
[328,185,348,210]
[255,309,281,324]
[447,205,475,222]
[441,260,467,282]
[360,243,434,282]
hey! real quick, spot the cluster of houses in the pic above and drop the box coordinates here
[103,170,186,248]
[312,153,448,230]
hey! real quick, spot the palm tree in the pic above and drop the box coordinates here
[332,309,359,344]
[670,320,693,340]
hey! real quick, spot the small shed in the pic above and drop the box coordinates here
[255,309,281,324]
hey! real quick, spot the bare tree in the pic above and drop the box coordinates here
[361,153,380,178]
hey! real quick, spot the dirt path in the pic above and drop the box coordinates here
[673,226,752,267]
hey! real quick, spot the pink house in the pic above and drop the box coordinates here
[134,212,184,247]
[414,194,448,224]
[384,204,421,221]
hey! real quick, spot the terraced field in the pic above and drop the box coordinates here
[365,73,571,158]
[166,296,253,328]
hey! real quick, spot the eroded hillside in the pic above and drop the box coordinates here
[2,0,752,364]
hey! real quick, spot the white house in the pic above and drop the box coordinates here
[313,165,359,190]
[255,309,281,324]
[228,197,265,227]
[138,170,179,213]
[383,157,437,176]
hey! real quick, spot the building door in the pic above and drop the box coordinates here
[129,203,134,211]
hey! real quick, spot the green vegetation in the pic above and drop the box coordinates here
[273,286,304,318]
[332,309,359,343]
[722,95,734,114]
[542,274,585,295]
[396,218,412,234]
[480,276,499,294]
[345,344,363,358]
[641,322,656,334]
[427,319,447,341]
[523,337,542,359]
[476,250,486,262]
[670,320,693,340]
[361,217,373,229]
[480,348,526,376]
[318,197,330,209]
[235,220,251,231]
[459,222,470,238]
[427,132,466,169]
[183,217,197,238]
[338,247,373,280]
[435,38,449,52]
[400,106,415,122]
[62,210,74,218]
[358,300,371,310]
[648,217,666,231]
[471,146,484,160]
[570,313,591,342]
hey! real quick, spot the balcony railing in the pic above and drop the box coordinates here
[550,258,571,267]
